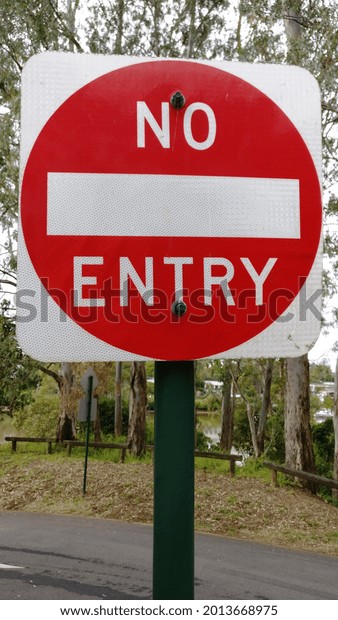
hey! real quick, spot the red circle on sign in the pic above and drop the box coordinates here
[21,60,321,359]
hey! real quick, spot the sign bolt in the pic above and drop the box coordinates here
[172,300,187,317]
[170,91,186,109]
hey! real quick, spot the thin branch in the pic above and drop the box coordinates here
[0,43,23,72]
[0,268,17,281]
[37,364,61,386]
[229,366,249,405]
[322,102,338,115]
[283,13,307,28]
[47,0,84,52]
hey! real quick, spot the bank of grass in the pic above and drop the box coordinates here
[0,440,332,488]
[0,439,259,478]
[0,441,122,462]
[0,443,337,556]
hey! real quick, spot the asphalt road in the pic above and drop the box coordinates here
[0,511,337,600]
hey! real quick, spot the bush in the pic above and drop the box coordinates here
[195,429,210,451]
[13,387,59,437]
[196,393,221,412]
[145,414,154,445]
[312,419,335,478]
[98,396,129,437]
[263,407,285,463]
[232,401,254,456]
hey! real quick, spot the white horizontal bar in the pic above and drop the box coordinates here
[47,173,300,238]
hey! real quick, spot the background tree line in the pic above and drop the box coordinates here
[0,1,337,489]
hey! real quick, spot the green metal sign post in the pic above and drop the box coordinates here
[83,374,93,497]
[79,367,99,496]
[153,361,195,600]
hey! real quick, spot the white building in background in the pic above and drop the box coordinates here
[310,381,335,423]
[204,380,223,393]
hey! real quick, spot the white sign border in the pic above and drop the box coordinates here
[17,53,322,361]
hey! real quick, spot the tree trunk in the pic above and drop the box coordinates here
[128,361,147,456]
[246,401,260,458]
[186,0,196,58]
[114,362,123,437]
[230,365,259,457]
[151,0,162,57]
[285,355,317,492]
[114,0,124,54]
[56,362,77,442]
[333,358,338,499]
[283,2,302,49]
[257,359,274,455]
[283,8,316,488]
[66,0,78,52]
[220,368,233,453]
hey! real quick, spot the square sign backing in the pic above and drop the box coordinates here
[17,53,322,361]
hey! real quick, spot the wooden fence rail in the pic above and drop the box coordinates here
[4,436,128,462]
[194,451,243,477]
[263,461,338,493]
[5,436,54,454]
[62,440,128,462]
[4,436,242,475]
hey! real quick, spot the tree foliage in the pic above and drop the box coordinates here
[310,361,334,383]
[0,303,39,414]
[13,371,59,436]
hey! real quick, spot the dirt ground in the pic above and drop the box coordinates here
[0,455,337,556]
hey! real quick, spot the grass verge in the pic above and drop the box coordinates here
[0,445,337,556]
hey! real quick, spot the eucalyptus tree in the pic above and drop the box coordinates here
[283,1,316,481]
[220,363,234,453]
[128,361,147,455]
[282,0,338,481]
[196,1,337,468]
[85,0,234,59]
[232,0,338,482]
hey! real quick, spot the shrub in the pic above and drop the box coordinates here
[13,388,59,437]
[98,396,129,437]
[312,419,334,478]
[145,414,154,445]
[196,393,221,412]
[195,429,210,451]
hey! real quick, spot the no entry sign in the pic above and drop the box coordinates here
[17,53,322,361]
